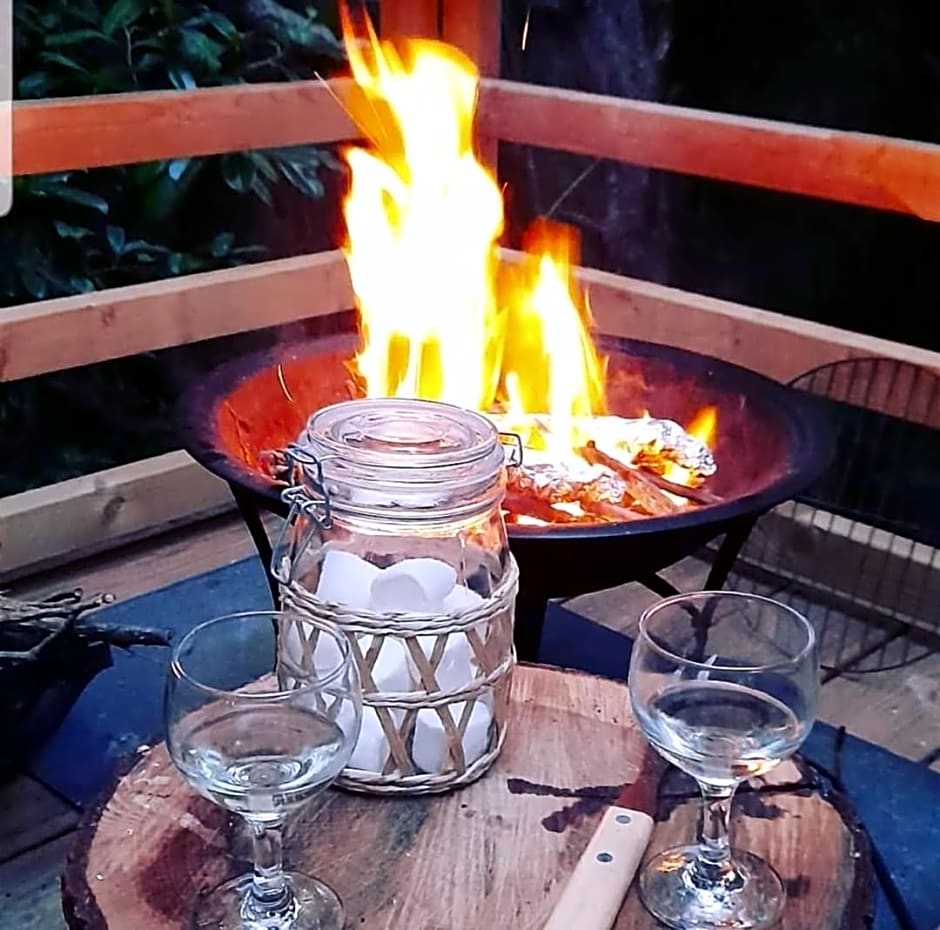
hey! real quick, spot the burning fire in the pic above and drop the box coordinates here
[336,8,717,524]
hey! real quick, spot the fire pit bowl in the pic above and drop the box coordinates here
[176,329,831,656]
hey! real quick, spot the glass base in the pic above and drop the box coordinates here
[639,845,785,930]
[191,871,345,930]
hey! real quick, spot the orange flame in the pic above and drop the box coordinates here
[339,8,605,453]
[340,7,503,410]
[499,221,607,456]
[338,8,717,506]
[687,405,718,449]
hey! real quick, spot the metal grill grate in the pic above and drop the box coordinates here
[728,357,940,674]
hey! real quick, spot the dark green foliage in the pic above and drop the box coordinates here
[1,0,344,493]
[6,0,343,303]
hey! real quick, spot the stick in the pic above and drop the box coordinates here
[578,497,641,523]
[634,465,723,507]
[0,589,170,663]
[578,443,678,517]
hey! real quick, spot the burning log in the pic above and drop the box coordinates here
[578,498,642,522]
[578,442,678,517]
[634,464,723,507]
[502,492,590,525]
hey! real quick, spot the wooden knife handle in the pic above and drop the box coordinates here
[543,805,654,930]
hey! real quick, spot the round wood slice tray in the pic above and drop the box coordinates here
[62,665,872,929]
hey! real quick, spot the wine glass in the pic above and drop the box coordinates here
[628,591,818,930]
[165,610,362,930]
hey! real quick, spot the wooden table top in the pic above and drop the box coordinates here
[61,664,870,930]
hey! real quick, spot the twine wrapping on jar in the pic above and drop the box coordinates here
[279,556,518,796]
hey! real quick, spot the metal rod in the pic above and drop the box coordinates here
[230,484,280,608]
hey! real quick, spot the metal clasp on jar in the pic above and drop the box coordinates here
[499,432,524,468]
[270,444,334,585]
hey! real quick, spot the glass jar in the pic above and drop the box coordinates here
[272,398,519,795]
[272,397,514,597]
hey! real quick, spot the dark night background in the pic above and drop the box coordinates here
[498,0,940,348]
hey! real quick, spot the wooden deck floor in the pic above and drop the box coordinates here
[3,514,940,928]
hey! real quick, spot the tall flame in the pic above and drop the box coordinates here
[499,221,607,456]
[339,8,605,445]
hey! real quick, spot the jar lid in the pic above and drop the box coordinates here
[307,398,500,469]
[291,398,507,520]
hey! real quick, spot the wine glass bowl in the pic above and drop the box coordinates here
[629,591,819,930]
[165,611,362,930]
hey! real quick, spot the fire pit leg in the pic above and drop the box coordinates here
[636,515,759,602]
[704,515,759,590]
[230,484,280,607]
[514,591,550,663]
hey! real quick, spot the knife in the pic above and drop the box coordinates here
[543,745,660,930]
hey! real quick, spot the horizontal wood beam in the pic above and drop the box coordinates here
[14,79,940,223]
[7,245,939,389]
[0,452,234,582]
[13,80,360,176]
[0,250,354,382]
[575,260,940,384]
[478,80,940,221]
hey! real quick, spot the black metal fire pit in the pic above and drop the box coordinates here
[175,329,831,659]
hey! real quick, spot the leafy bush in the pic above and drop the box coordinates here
[1,0,345,494]
[5,0,344,302]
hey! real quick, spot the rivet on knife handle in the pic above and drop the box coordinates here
[543,805,654,930]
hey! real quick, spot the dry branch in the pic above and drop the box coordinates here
[0,589,170,663]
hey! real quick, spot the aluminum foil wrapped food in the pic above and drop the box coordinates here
[497,413,718,521]
[587,416,717,477]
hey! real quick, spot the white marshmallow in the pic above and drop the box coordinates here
[411,633,477,694]
[281,623,347,679]
[337,704,403,774]
[369,558,457,612]
[442,584,485,612]
[358,635,412,694]
[412,701,492,774]
[315,548,381,610]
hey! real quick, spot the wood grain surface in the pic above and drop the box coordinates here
[62,666,870,930]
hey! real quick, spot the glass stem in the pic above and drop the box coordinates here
[247,819,292,916]
[692,782,742,887]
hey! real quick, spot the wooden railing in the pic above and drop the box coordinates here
[3,0,940,579]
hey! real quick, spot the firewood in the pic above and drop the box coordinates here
[502,493,587,525]
[634,465,723,507]
[578,443,678,516]
[578,497,642,522]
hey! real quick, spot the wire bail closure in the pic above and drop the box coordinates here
[271,444,334,585]
[280,443,334,530]
[499,432,524,468]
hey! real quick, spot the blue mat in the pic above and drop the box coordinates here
[29,557,273,803]
[32,560,939,929]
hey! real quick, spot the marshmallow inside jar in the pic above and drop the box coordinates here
[369,558,458,613]
[369,558,491,695]
[412,700,494,775]
[337,705,405,774]
[314,546,381,611]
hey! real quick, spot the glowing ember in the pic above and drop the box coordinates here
[336,7,718,524]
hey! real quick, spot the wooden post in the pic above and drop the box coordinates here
[379,0,441,38]
[442,0,501,170]
[442,0,501,75]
